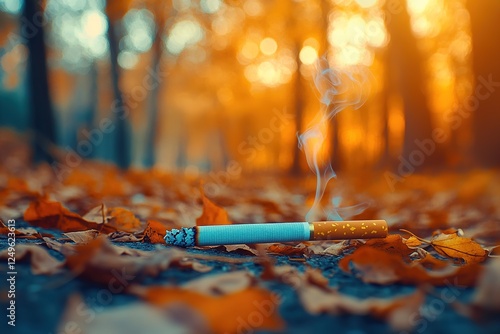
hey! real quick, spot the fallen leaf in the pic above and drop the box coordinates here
[430,233,487,264]
[267,243,309,256]
[263,263,424,332]
[107,207,143,233]
[43,237,74,254]
[143,220,168,244]
[63,230,99,243]
[59,294,202,334]
[364,234,414,259]
[64,237,212,285]
[131,285,283,334]
[339,246,481,286]
[82,203,107,224]
[0,221,41,239]
[322,240,354,256]
[109,231,143,242]
[471,258,500,312]
[218,244,259,256]
[196,188,232,226]
[0,244,63,275]
[298,284,425,332]
[404,236,422,248]
[24,198,113,233]
[183,271,255,295]
[488,245,500,257]
[64,237,179,285]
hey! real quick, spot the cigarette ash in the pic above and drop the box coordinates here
[165,227,196,247]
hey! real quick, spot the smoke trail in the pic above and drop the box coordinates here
[298,58,371,221]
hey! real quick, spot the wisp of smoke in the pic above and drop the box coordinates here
[298,57,371,221]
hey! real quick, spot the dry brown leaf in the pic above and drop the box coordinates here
[131,285,283,334]
[109,231,143,242]
[0,244,63,275]
[63,230,99,243]
[64,236,183,285]
[263,263,423,332]
[0,221,42,239]
[143,220,168,244]
[322,240,354,255]
[24,198,113,233]
[59,294,201,334]
[471,258,500,312]
[220,244,259,256]
[267,243,309,256]
[43,237,73,254]
[488,245,500,257]
[339,246,481,286]
[298,285,425,332]
[364,234,414,259]
[82,204,107,224]
[183,271,255,295]
[196,188,232,226]
[64,236,212,285]
[107,207,143,233]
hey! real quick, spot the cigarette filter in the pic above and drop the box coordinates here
[165,220,388,247]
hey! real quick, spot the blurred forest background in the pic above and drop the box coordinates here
[0,0,499,176]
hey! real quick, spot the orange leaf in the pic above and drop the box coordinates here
[430,233,487,264]
[133,286,283,334]
[24,198,110,233]
[339,246,481,286]
[64,237,210,285]
[267,243,309,256]
[143,220,168,244]
[403,236,422,248]
[364,234,415,259]
[107,207,143,233]
[196,188,232,226]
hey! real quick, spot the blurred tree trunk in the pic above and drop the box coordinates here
[143,3,170,168]
[290,41,305,175]
[468,0,500,167]
[105,1,131,170]
[290,0,331,174]
[384,0,436,168]
[22,0,56,164]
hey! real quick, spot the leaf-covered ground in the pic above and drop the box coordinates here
[1,145,500,333]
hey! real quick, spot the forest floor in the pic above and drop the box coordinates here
[1,135,500,333]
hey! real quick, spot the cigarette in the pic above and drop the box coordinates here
[164,220,388,247]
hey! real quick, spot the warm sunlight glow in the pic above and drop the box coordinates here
[354,0,377,9]
[81,10,107,38]
[299,46,318,65]
[257,61,280,86]
[241,41,259,60]
[260,37,278,56]
[166,19,204,55]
